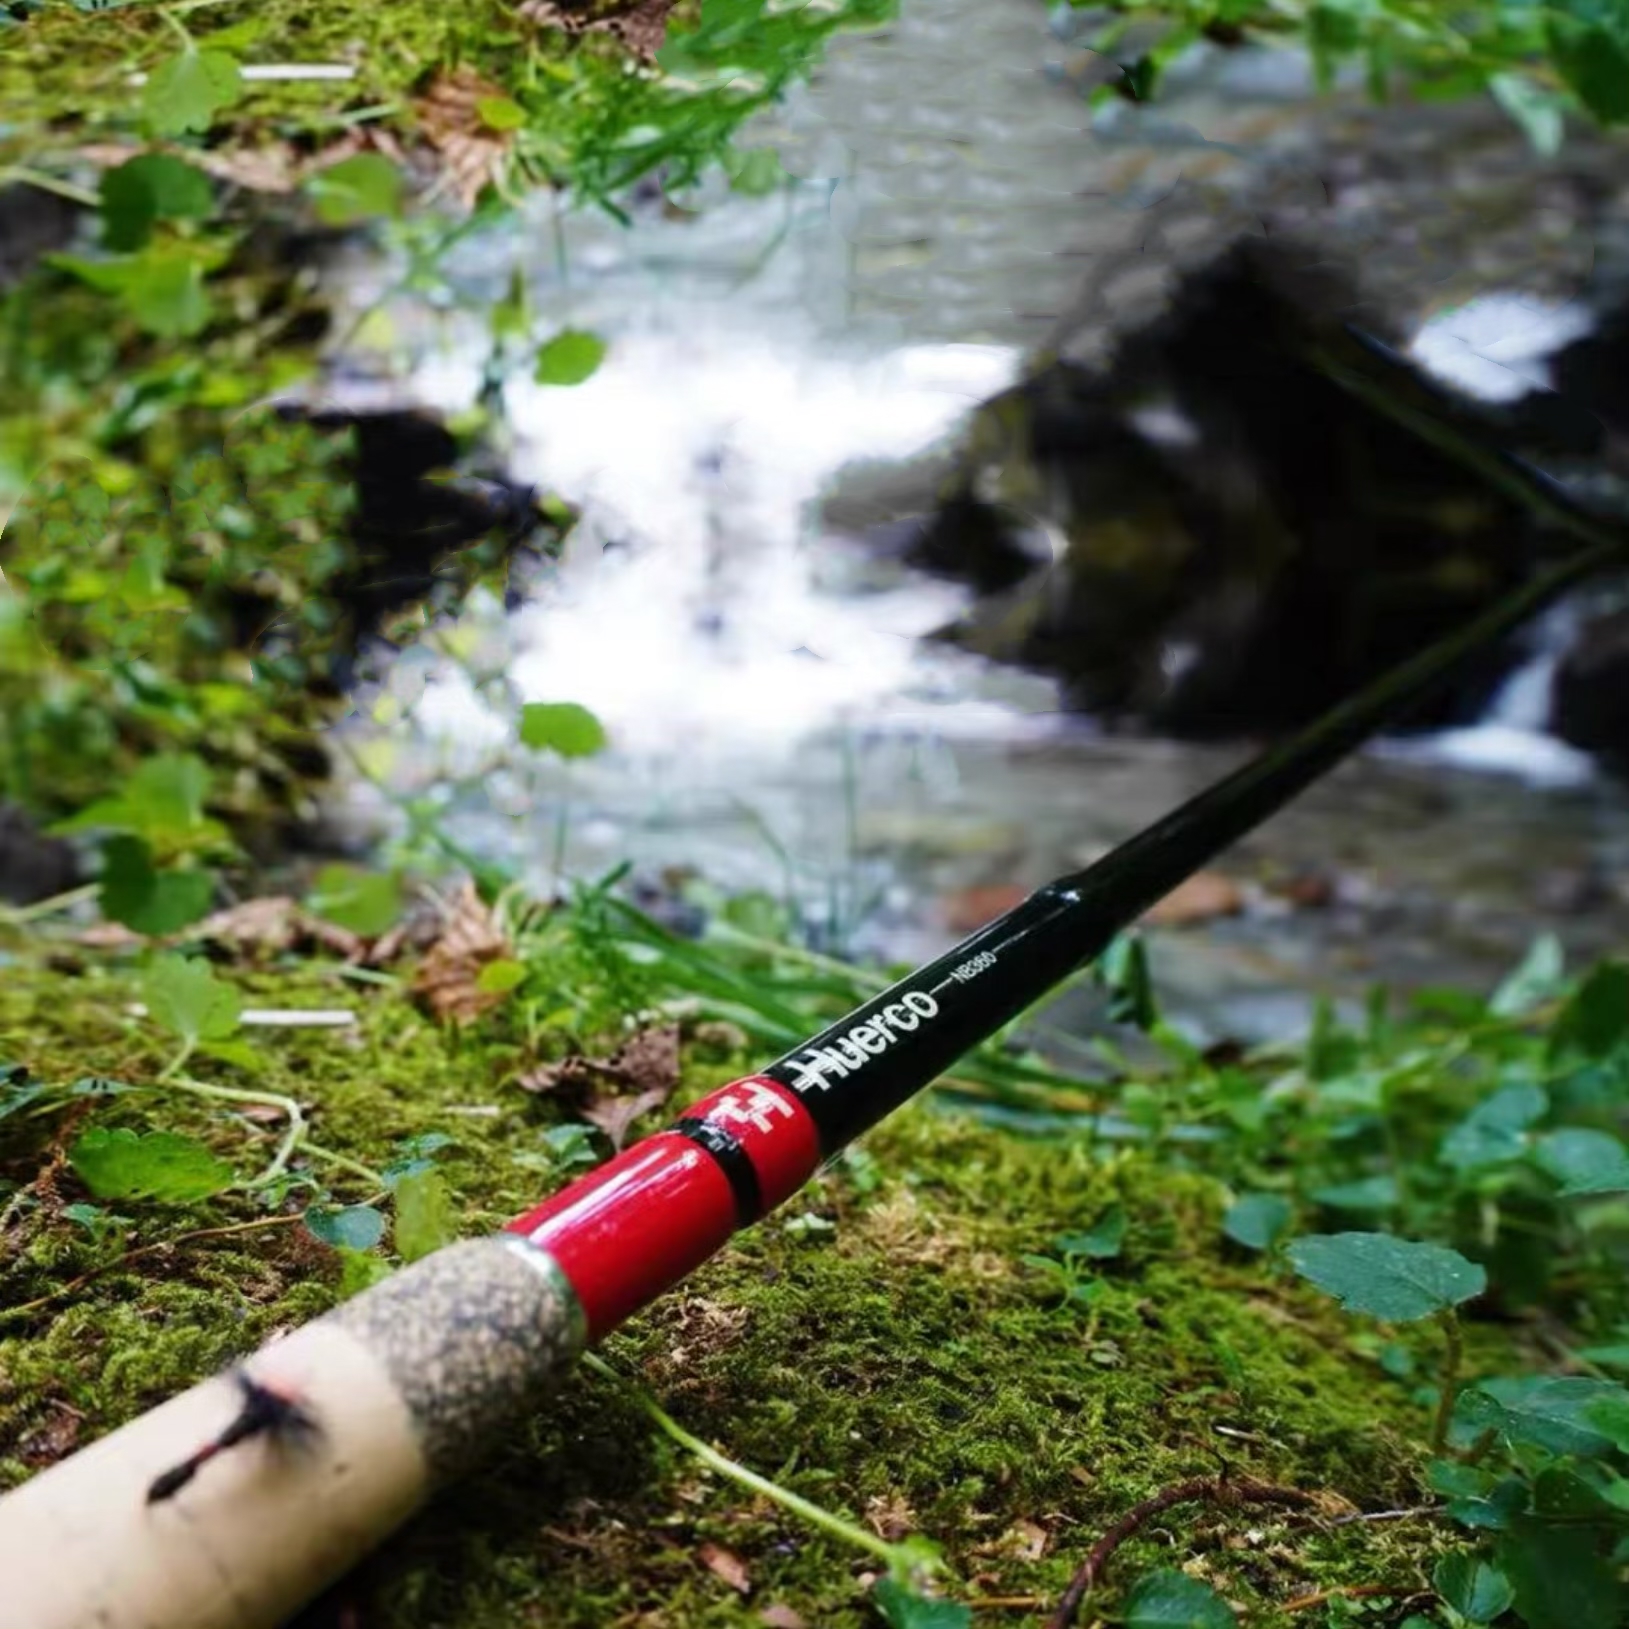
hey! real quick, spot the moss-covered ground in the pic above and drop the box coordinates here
[0,943,1545,1628]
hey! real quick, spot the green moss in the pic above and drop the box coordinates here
[0,953,1520,1625]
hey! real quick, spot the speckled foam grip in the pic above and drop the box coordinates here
[0,1235,589,1629]
[331,1234,589,1484]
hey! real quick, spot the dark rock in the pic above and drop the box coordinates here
[0,803,80,906]
[1552,607,1629,764]
[0,184,81,290]
[268,405,551,689]
[913,238,1552,738]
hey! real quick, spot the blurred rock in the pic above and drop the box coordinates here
[1551,607,1629,765]
[0,804,79,907]
[902,239,1580,738]
[0,185,79,290]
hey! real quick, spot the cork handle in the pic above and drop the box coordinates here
[0,1236,586,1629]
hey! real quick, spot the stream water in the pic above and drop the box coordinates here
[311,0,1629,1044]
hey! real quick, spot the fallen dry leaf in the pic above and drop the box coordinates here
[195,896,369,962]
[17,1400,83,1470]
[517,0,677,62]
[698,1541,752,1596]
[1141,870,1244,927]
[415,69,517,210]
[517,1024,681,1099]
[607,1023,681,1095]
[758,1608,806,1629]
[864,1492,916,1542]
[411,881,514,1022]
[1010,1519,1050,1560]
[581,1084,670,1152]
[76,921,145,952]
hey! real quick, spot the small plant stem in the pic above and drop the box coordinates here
[156,6,194,48]
[157,1040,196,1084]
[1432,1309,1464,1455]
[0,882,102,926]
[0,169,102,209]
[1047,1475,1330,1629]
[1284,1584,1407,1614]
[301,1141,387,1189]
[582,1353,904,1570]
[170,1075,306,1189]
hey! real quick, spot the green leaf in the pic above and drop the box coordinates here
[873,1579,972,1629]
[306,864,402,938]
[337,1246,393,1297]
[197,1037,262,1075]
[59,753,219,848]
[1489,73,1568,156]
[476,958,528,994]
[1498,1516,1625,1629]
[125,249,211,338]
[1121,1568,1237,1628]
[1532,1459,1629,1520]
[534,329,609,386]
[1533,1128,1629,1195]
[1451,1376,1628,1458]
[1585,1392,1629,1452]
[1490,934,1566,1017]
[519,701,609,758]
[1055,1205,1126,1261]
[303,1203,386,1252]
[143,48,244,137]
[1428,1460,1529,1530]
[69,1126,233,1203]
[1286,1233,1486,1322]
[70,1076,133,1099]
[1575,1343,1629,1370]
[1441,1082,1548,1173]
[100,154,214,252]
[537,1122,600,1171]
[1433,1552,1513,1624]
[476,95,528,131]
[1310,1174,1400,1213]
[1549,0,1629,123]
[725,146,786,196]
[307,154,404,226]
[143,953,242,1046]
[393,1168,458,1263]
[1552,961,1629,1058]
[1098,933,1158,1031]
[1222,1193,1292,1250]
[99,835,215,936]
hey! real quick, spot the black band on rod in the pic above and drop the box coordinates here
[672,1118,764,1227]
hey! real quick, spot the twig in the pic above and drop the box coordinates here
[1324,1505,1438,1527]
[1283,1584,1408,1613]
[1432,1309,1463,1455]
[0,1214,301,1322]
[0,168,101,209]
[1046,1476,1329,1629]
[0,883,102,927]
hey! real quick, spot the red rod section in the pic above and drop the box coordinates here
[507,1077,821,1339]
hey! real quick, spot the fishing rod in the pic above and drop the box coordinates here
[2,461,1625,1629]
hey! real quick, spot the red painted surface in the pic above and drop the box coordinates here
[683,1076,820,1211]
[505,1078,821,1339]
